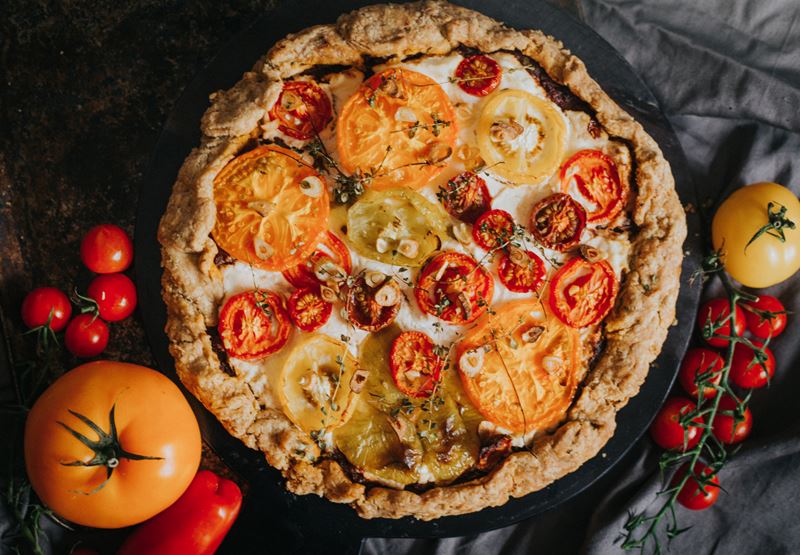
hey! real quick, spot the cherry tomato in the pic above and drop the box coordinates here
[438,171,492,223]
[117,470,241,555]
[549,257,619,328]
[730,340,775,388]
[678,348,724,399]
[649,397,703,451]
[473,209,516,250]
[269,80,332,140]
[346,275,401,332]
[712,394,752,445]
[87,273,137,322]
[415,251,494,325]
[282,231,352,290]
[80,224,133,274]
[673,462,720,510]
[497,249,545,293]
[217,290,291,360]
[21,287,72,332]
[288,288,332,332]
[560,149,624,223]
[454,54,502,97]
[742,295,788,339]
[389,331,444,398]
[65,315,109,358]
[697,298,746,348]
[529,193,586,252]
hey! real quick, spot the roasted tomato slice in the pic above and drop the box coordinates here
[437,171,492,223]
[282,231,352,289]
[529,193,586,252]
[454,54,502,97]
[549,257,619,328]
[389,331,444,398]
[337,68,457,191]
[218,290,292,360]
[288,288,332,332]
[269,80,333,140]
[415,251,494,324]
[497,249,546,293]
[346,275,401,331]
[473,209,516,250]
[560,149,624,223]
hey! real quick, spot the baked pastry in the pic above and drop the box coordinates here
[158,0,686,520]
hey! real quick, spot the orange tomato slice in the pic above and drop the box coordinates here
[336,68,458,191]
[456,299,580,433]
[212,145,330,271]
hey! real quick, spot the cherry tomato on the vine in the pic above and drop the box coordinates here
[64,314,109,358]
[742,295,788,339]
[673,462,720,511]
[80,224,133,274]
[696,298,746,348]
[21,287,72,332]
[87,273,137,322]
[649,397,703,451]
[678,348,724,399]
[712,394,752,445]
[730,340,775,389]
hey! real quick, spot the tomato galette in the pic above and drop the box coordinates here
[158,1,686,520]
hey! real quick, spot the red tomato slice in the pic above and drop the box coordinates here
[345,275,401,332]
[560,150,624,224]
[437,171,492,223]
[549,257,619,328]
[415,251,494,324]
[269,81,333,140]
[218,290,291,360]
[288,288,332,332]
[497,250,545,293]
[529,193,586,252]
[454,55,502,97]
[282,231,352,289]
[389,331,444,398]
[473,209,516,250]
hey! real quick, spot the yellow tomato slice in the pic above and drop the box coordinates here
[279,334,360,433]
[456,299,580,433]
[212,145,329,271]
[336,68,458,191]
[476,89,567,185]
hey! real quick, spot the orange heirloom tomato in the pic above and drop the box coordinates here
[24,361,201,528]
[212,145,329,272]
[560,149,625,224]
[336,68,457,191]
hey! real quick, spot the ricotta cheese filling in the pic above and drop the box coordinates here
[220,51,632,457]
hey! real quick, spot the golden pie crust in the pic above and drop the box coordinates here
[158,0,686,520]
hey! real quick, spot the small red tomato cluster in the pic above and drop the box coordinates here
[650,294,787,511]
[20,224,137,358]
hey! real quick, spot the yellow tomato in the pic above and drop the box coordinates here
[712,182,800,288]
[24,361,201,528]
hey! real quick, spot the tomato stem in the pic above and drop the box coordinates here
[744,201,796,252]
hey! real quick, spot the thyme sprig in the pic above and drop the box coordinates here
[619,256,768,553]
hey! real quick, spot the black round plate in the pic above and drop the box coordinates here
[135,1,702,552]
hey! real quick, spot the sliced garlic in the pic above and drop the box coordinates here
[320,285,338,303]
[434,260,450,282]
[253,237,273,260]
[490,119,524,143]
[579,244,605,262]
[375,237,391,254]
[452,222,472,245]
[247,200,275,217]
[542,355,563,374]
[349,369,369,394]
[460,348,484,377]
[508,246,527,266]
[299,176,323,198]
[394,106,418,123]
[426,143,453,164]
[315,260,346,283]
[521,326,545,344]
[375,283,400,307]
[397,238,419,259]
[364,271,386,288]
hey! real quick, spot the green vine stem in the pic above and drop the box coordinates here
[620,255,768,553]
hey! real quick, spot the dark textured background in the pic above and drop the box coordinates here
[2,0,800,554]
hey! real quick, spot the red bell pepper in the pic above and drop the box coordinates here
[117,470,242,555]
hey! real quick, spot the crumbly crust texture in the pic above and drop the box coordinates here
[158,0,686,520]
